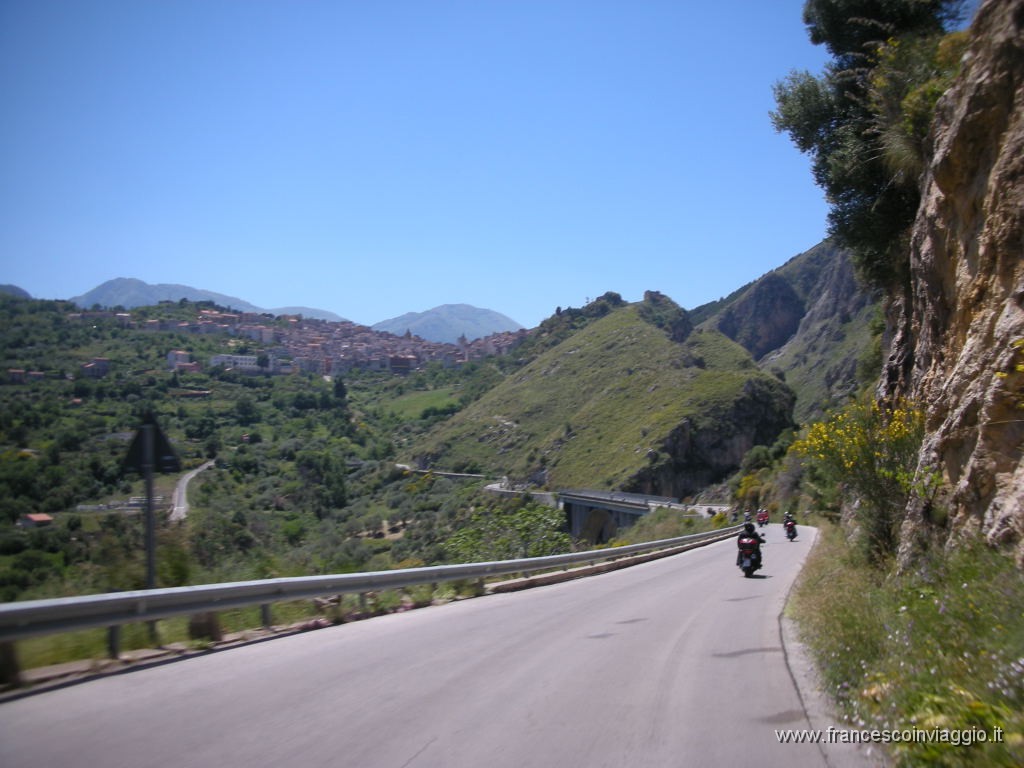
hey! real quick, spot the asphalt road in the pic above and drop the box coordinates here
[169,460,214,522]
[0,524,861,768]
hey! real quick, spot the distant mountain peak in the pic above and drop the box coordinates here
[0,284,32,299]
[372,304,525,343]
[69,278,347,322]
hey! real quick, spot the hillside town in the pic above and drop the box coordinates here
[65,306,529,378]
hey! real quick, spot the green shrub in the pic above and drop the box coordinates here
[791,524,1024,767]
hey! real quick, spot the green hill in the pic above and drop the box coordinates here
[408,293,795,497]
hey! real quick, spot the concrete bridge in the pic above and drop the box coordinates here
[482,476,730,544]
[559,489,685,544]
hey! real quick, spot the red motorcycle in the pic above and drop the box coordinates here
[785,518,797,541]
[737,534,763,577]
[756,510,769,527]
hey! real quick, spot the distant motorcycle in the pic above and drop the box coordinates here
[756,510,769,528]
[785,519,797,541]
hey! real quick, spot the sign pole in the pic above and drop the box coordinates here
[142,422,158,644]
[143,422,156,591]
[124,412,181,592]
[124,412,180,646]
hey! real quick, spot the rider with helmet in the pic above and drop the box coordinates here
[736,522,766,567]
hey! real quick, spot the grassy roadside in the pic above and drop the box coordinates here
[9,581,486,673]
[10,508,718,674]
[789,522,1024,767]
[608,507,727,545]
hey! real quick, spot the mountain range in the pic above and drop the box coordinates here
[68,278,346,323]
[12,277,523,343]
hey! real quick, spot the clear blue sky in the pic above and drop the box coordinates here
[1,0,834,329]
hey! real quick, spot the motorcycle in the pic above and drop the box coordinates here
[756,510,769,528]
[737,534,763,578]
[785,519,797,541]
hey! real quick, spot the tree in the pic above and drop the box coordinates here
[333,376,348,404]
[771,0,966,290]
[802,0,955,62]
[234,395,258,426]
[295,449,348,518]
[445,502,572,563]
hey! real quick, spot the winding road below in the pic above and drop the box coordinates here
[0,525,877,767]
[169,460,214,522]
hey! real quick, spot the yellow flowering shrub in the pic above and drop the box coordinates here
[793,397,924,561]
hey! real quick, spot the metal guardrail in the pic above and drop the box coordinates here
[0,525,741,645]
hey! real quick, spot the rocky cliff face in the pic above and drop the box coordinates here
[716,273,805,360]
[704,240,878,424]
[883,0,1024,565]
[761,242,878,423]
[625,376,796,499]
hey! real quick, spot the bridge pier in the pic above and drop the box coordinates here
[560,489,678,545]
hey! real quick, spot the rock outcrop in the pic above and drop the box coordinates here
[883,0,1024,565]
[703,240,878,424]
[760,242,879,424]
[716,272,805,360]
[625,376,796,499]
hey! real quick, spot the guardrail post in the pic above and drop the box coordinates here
[260,603,272,628]
[107,626,121,659]
[188,612,222,642]
[0,641,21,687]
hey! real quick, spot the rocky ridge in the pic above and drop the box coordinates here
[704,240,878,424]
[884,0,1024,565]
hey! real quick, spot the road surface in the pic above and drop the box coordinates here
[0,525,867,768]
[169,460,214,522]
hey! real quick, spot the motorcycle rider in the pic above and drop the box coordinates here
[736,522,766,567]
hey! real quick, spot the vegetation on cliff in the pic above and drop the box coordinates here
[772,0,969,290]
